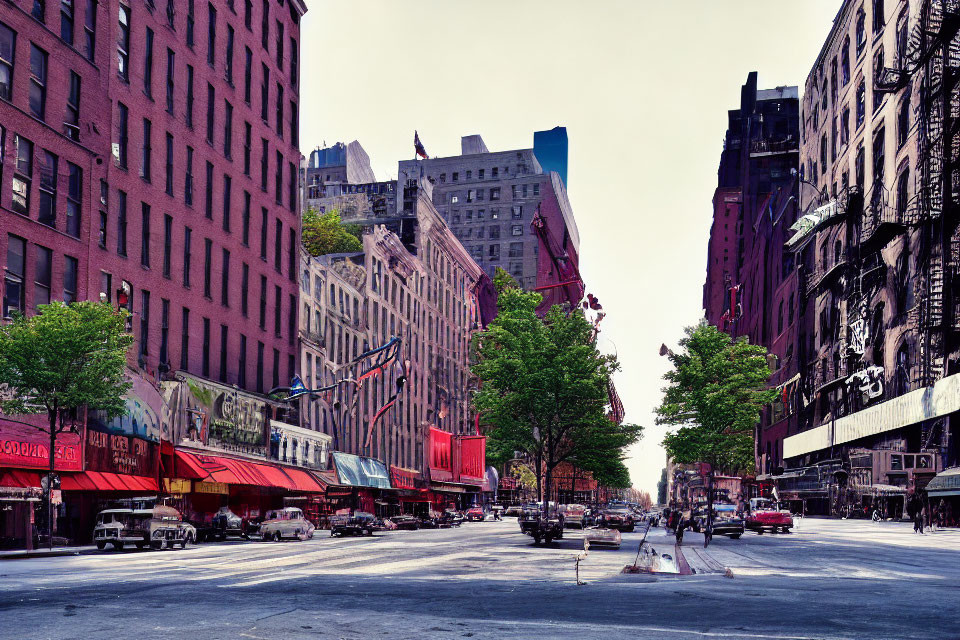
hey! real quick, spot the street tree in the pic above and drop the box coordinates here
[0,301,133,547]
[472,285,642,519]
[656,322,776,546]
[301,208,363,256]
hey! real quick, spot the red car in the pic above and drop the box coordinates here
[745,498,793,533]
[465,507,485,522]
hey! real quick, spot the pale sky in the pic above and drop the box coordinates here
[300,1,841,497]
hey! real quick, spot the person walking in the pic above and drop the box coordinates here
[908,492,924,534]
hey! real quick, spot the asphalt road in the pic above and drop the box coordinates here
[0,518,957,640]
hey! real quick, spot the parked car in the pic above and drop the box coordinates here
[257,507,316,541]
[597,507,635,533]
[692,503,744,539]
[518,505,564,544]
[389,514,421,530]
[210,507,252,540]
[465,507,485,522]
[444,510,465,526]
[93,505,188,551]
[561,504,591,529]
[584,527,622,549]
[745,498,794,534]
[504,505,524,518]
[330,511,376,537]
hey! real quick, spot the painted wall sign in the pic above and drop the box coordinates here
[90,371,164,443]
[166,375,270,456]
[85,426,158,477]
[0,418,83,472]
[332,452,391,489]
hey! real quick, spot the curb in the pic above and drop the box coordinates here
[0,547,96,561]
[674,543,694,575]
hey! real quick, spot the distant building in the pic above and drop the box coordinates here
[534,126,569,187]
[305,141,377,199]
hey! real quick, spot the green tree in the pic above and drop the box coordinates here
[0,302,133,547]
[656,322,776,545]
[472,287,642,520]
[301,208,363,257]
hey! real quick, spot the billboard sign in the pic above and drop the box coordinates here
[332,452,392,489]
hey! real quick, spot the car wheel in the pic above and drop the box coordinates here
[96,541,106,550]
[782,528,791,534]
[262,532,272,541]
[533,535,542,545]
[275,531,283,542]
[113,542,124,551]
[729,534,741,540]
[135,542,145,550]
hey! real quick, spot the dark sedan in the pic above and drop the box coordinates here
[597,508,635,532]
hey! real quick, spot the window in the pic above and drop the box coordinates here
[873,128,885,186]
[165,48,175,114]
[243,47,253,104]
[872,0,884,33]
[511,225,523,236]
[166,0,175,28]
[275,20,283,67]
[116,102,129,168]
[206,2,216,65]
[183,226,192,287]
[38,150,57,228]
[222,175,231,231]
[259,274,267,329]
[243,122,252,175]
[820,134,828,170]
[185,64,195,128]
[256,341,264,392]
[62,255,78,303]
[185,146,194,205]
[898,95,910,148]
[0,22,14,101]
[274,218,282,272]
[202,317,210,377]
[241,262,249,316]
[841,106,850,147]
[118,4,130,82]
[219,324,228,382]
[221,248,230,306]
[488,244,500,261]
[186,0,194,47]
[273,285,281,336]
[29,44,47,120]
[511,205,522,219]
[855,144,865,191]
[275,150,283,204]
[244,0,252,29]
[99,211,107,248]
[3,235,26,318]
[204,161,213,218]
[34,245,52,308]
[64,71,80,140]
[261,138,269,191]
[180,307,190,369]
[117,190,128,256]
[275,83,283,137]
[508,242,523,258]
[34,0,46,23]
[140,118,152,182]
[260,207,268,259]
[159,214,172,278]
[160,298,169,365]
[242,191,251,245]
[139,290,149,358]
[143,27,153,97]
[66,163,81,238]
[140,202,151,267]
[83,0,95,61]
[206,83,215,144]
[288,161,296,210]
[260,63,270,121]
[897,165,910,216]
[490,187,500,201]
[203,238,212,298]
[163,133,174,196]
[873,49,884,111]
[288,228,296,281]
[272,348,279,388]
[225,25,234,84]
[290,36,297,84]
[261,0,269,49]
[856,79,865,127]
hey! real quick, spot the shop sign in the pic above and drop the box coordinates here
[390,466,418,490]
[194,481,229,495]
[429,428,453,481]
[332,452,391,489]
[0,418,83,472]
[85,426,158,476]
[89,371,164,443]
[163,478,192,493]
[458,436,486,481]
[172,375,269,456]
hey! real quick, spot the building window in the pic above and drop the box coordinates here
[219,324,228,382]
[140,118,152,182]
[260,207,268,259]
[275,83,284,137]
[855,144,865,191]
[183,226,192,287]
[64,71,80,140]
[275,20,283,67]
[221,248,230,306]
[185,65,194,128]
[33,0,46,23]
[162,214,172,278]
[856,79,865,127]
[873,128,885,186]
[288,161,296,211]
[186,0,195,47]
[143,26,153,97]
[244,46,252,103]
[225,25,234,84]
[224,101,233,158]
[243,122,252,175]
[238,334,247,388]
[36,150,57,228]
[83,0,96,61]
[261,0,269,49]
[166,0,175,29]
[488,244,500,261]
[0,23,14,101]
[873,49,884,111]
[508,242,523,258]
[160,298,169,365]
[511,225,523,236]
[165,133,174,196]
[856,9,866,57]
[59,254,77,304]
[118,4,130,82]
[272,348,279,389]
[261,138,269,191]
[290,36,297,84]
[66,163,81,238]
[204,161,214,218]
[3,235,26,318]
[898,95,910,149]
[260,63,269,121]
[872,0,884,33]
[206,2,216,65]
[165,48,175,114]
[259,274,267,329]
[222,175,232,232]
[244,0,252,30]
[29,44,47,120]
[206,83,215,144]
[242,191,251,245]
[241,262,249,316]
[116,102,129,168]
[256,341,264,392]
[274,218,283,272]
[180,307,190,369]
[275,150,283,204]
[139,290,149,359]
[288,228,296,282]
[99,211,108,248]
[841,107,850,147]
[140,202,151,268]
[202,317,210,377]
[490,187,500,201]
[117,190,128,256]
[185,146,194,205]
[897,165,910,216]
[203,238,212,298]
[34,245,52,309]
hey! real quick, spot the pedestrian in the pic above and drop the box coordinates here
[908,492,923,534]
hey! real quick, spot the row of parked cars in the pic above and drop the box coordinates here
[511,502,649,546]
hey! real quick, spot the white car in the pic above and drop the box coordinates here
[257,507,315,541]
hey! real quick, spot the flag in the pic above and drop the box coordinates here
[414,131,429,159]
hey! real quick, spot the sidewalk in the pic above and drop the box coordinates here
[0,545,97,560]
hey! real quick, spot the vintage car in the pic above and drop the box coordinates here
[597,507,635,533]
[210,507,252,540]
[504,504,524,518]
[561,504,593,529]
[94,505,188,551]
[465,507,485,522]
[746,498,794,534]
[518,506,564,544]
[692,503,744,539]
[584,527,622,549]
[330,511,376,537]
[389,514,421,531]
[257,507,316,541]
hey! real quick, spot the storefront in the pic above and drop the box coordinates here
[926,467,960,527]
[330,452,395,516]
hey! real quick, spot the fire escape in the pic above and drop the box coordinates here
[874,0,960,392]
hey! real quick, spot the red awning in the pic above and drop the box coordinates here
[61,471,159,492]
[174,450,324,492]
[282,467,325,492]
[254,463,297,490]
[0,469,42,488]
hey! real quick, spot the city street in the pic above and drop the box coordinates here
[0,518,957,640]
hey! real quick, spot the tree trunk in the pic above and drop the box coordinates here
[705,469,714,549]
[47,408,57,550]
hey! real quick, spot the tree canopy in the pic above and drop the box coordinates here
[0,301,133,425]
[472,286,642,500]
[301,208,363,257]
[656,322,776,474]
